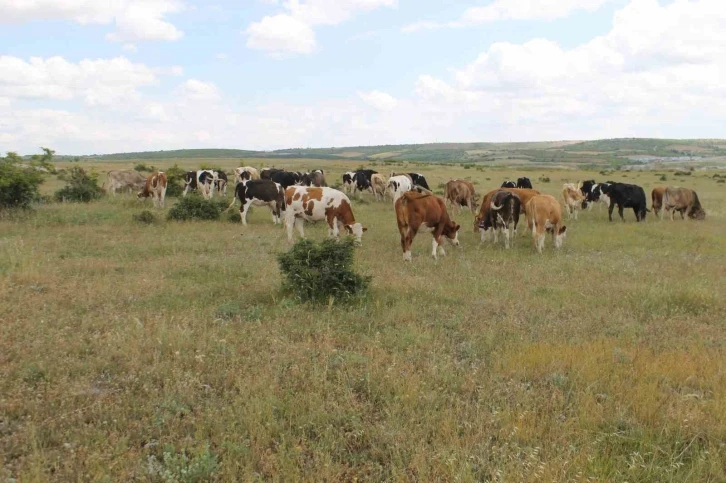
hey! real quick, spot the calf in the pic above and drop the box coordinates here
[342,172,356,194]
[662,187,705,220]
[370,173,387,201]
[388,175,413,203]
[603,183,648,222]
[235,166,260,183]
[501,180,516,188]
[525,195,567,253]
[562,183,586,220]
[516,177,533,189]
[443,179,477,214]
[227,179,285,225]
[284,187,367,243]
[478,190,521,248]
[395,192,460,261]
[651,186,666,218]
[137,171,168,208]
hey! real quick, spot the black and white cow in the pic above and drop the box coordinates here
[579,179,596,209]
[602,182,648,222]
[342,172,356,193]
[585,181,613,210]
[501,180,516,188]
[353,169,378,195]
[270,170,301,189]
[260,168,284,180]
[478,190,521,249]
[301,170,326,187]
[408,173,430,190]
[183,170,215,199]
[516,177,533,189]
[213,170,228,195]
[227,179,285,225]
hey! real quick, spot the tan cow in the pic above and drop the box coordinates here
[106,170,147,194]
[137,171,168,208]
[662,187,706,220]
[234,166,260,183]
[474,187,540,233]
[525,195,567,253]
[651,186,667,219]
[562,183,586,220]
[444,179,478,214]
[395,192,460,262]
[370,173,387,201]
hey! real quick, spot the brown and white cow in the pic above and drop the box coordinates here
[662,187,706,220]
[562,183,586,220]
[106,170,147,195]
[474,187,540,233]
[524,195,567,253]
[284,187,367,243]
[651,186,667,219]
[444,179,478,214]
[478,190,521,248]
[137,171,168,208]
[395,192,460,262]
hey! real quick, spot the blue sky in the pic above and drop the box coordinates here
[1,0,724,155]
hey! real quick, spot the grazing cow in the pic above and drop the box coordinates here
[409,173,430,190]
[651,186,666,218]
[562,183,586,220]
[137,171,168,208]
[270,170,301,189]
[260,168,284,180]
[370,173,387,201]
[443,179,478,214]
[474,187,540,233]
[603,183,648,222]
[478,190,521,248]
[388,175,413,203]
[395,192,460,261]
[353,169,378,196]
[516,177,533,189]
[524,195,567,253]
[284,187,367,244]
[213,170,228,195]
[183,170,215,199]
[501,180,516,188]
[342,172,356,194]
[235,167,260,183]
[580,180,597,209]
[106,170,147,194]
[301,170,326,187]
[662,187,706,220]
[227,179,285,225]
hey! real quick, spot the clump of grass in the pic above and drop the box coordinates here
[277,238,370,303]
[659,174,667,181]
[167,195,220,221]
[539,176,551,183]
[147,445,219,482]
[133,210,157,225]
[226,211,242,223]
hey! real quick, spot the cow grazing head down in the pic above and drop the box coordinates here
[344,222,368,243]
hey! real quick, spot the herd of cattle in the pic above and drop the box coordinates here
[105,167,707,260]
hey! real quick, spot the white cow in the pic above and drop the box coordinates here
[387,175,413,204]
[284,187,367,244]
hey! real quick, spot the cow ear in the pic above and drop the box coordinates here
[454,224,460,232]
[559,226,567,234]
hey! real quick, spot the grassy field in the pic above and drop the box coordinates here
[2,159,726,481]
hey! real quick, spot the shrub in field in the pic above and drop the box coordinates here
[659,174,667,181]
[134,162,154,172]
[167,194,220,221]
[0,154,45,209]
[277,238,371,303]
[54,167,105,203]
[538,176,551,183]
[147,445,219,482]
[165,164,187,197]
[226,211,242,223]
[133,210,157,224]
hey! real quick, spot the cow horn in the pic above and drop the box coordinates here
[490,201,503,210]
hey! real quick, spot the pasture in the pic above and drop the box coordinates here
[2,158,726,481]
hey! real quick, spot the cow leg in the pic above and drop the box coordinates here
[503,225,511,249]
[608,202,615,222]
[431,236,440,259]
[285,213,296,242]
[618,204,625,222]
[269,202,278,224]
[240,201,251,225]
[633,207,640,222]
[680,209,685,220]
[294,218,306,239]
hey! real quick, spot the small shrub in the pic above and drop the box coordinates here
[54,167,105,203]
[165,164,187,198]
[277,238,371,303]
[659,174,667,182]
[674,170,692,176]
[718,179,725,184]
[147,445,219,483]
[134,162,153,172]
[226,211,242,223]
[538,176,551,183]
[0,156,45,209]
[167,195,220,221]
[133,210,157,224]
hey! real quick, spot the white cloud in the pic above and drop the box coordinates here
[358,90,398,110]
[246,0,397,56]
[215,53,228,60]
[403,0,612,32]
[122,43,138,52]
[0,0,184,42]
[176,79,222,102]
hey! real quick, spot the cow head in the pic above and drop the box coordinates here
[689,207,706,220]
[444,222,461,246]
[345,223,368,244]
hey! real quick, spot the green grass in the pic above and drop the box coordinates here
[1,160,726,480]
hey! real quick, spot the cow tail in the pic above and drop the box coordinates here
[225,186,238,212]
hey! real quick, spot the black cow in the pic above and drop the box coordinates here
[501,180,516,188]
[516,177,533,189]
[602,182,648,222]
[260,168,284,180]
[408,173,430,190]
[270,170,301,189]
[580,179,596,209]
[213,170,228,195]
[227,179,285,225]
[353,169,378,195]
[478,191,521,249]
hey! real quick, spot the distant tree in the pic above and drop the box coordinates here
[0,152,45,209]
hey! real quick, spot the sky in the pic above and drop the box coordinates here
[1,0,725,155]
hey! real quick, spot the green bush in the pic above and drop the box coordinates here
[0,155,45,209]
[277,238,371,303]
[54,167,105,203]
[659,174,667,182]
[167,194,220,221]
[165,164,187,198]
[133,210,157,224]
[147,445,219,482]
[134,162,154,172]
